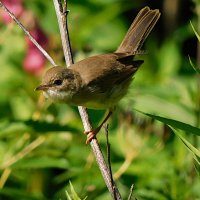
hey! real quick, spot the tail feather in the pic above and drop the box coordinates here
[116,7,160,54]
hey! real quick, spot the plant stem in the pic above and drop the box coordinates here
[52,0,122,199]
[52,0,73,66]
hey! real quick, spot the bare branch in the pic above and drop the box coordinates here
[105,124,117,200]
[0,1,57,67]
[52,0,122,199]
[52,0,73,66]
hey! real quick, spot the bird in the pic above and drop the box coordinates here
[36,6,160,143]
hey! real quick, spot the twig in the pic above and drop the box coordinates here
[127,184,135,200]
[0,1,57,67]
[53,0,73,66]
[105,124,117,200]
[52,0,122,199]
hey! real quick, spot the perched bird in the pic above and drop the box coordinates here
[36,7,160,143]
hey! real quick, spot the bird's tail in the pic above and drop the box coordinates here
[116,7,160,54]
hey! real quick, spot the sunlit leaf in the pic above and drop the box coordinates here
[0,187,44,200]
[0,120,79,138]
[66,181,87,200]
[24,120,80,133]
[188,55,200,74]
[170,127,200,164]
[138,111,200,136]
[190,21,200,42]
[66,191,72,200]
[12,157,69,169]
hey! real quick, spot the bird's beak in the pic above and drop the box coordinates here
[35,85,49,91]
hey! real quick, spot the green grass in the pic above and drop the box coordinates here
[0,0,199,199]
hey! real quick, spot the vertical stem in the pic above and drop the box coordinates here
[195,4,200,147]
[197,5,200,126]
[52,1,122,199]
[53,0,73,66]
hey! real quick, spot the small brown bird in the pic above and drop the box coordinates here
[36,7,160,143]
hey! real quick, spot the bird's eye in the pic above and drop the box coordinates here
[53,79,63,85]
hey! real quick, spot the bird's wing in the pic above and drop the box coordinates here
[70,53,142,93]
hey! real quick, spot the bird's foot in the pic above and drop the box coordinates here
[84,110,113,144]
[84,126,101,144]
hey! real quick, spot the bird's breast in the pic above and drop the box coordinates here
[43,89,73,103]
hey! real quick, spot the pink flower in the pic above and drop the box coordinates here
[26,26,48,49]
[1,0,24,24]
[23,47,46,75]
[0,0,49,75]
[23,27,48,75]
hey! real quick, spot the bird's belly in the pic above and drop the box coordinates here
[73,84,129,110]
[79,98,116,110]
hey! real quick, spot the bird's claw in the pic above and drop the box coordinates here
[84,127,100,144]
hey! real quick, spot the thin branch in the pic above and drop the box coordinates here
[52,0,122,199]
[52,0,73,66]
[105,124,117,200]
[0,1,57,67]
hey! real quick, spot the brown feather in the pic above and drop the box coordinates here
[37,7,160,109]
[116,6,160,54]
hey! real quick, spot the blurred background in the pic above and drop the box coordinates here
[0,0,199,199]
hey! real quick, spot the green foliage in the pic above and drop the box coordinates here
[190,21,200,42]
[141,112,200,136]
[0,0,200,200]
[66,182,87,200]
[189,22,200,74]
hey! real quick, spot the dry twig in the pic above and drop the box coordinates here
[52,0,122,199]
[105,124,117,199]
[0,1,57,67]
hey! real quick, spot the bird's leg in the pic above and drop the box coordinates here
[85,110,113,144]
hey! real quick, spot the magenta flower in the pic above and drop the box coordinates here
[1,0,24,24]
[23,27,48,75]
[23,47,46,75]
[0,0,49,75]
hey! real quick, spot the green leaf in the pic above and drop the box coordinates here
[0,120,80,138]
[136,189,168,200]
[0,187,45,200]
[158,39,181,78]
[127,91,195,124]
[11,157,69,169]
[170,127,200,163]
[190,21,200,42]
[66,191,72,200]
[0,121,31,138]
[188,55,200,74]
[138,111,200,136]
[24,120,80,133]
[66,181,87,200]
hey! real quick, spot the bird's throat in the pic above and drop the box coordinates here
[43,89,73,103]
